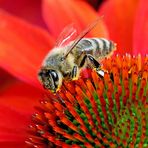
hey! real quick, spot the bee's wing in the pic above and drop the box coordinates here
[64,18,100,58]
[55,24,78,47]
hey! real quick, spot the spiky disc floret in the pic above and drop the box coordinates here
[27,54,148,148]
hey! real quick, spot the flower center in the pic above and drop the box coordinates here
[26,54,148,148]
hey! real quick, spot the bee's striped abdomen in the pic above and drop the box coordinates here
[76,38,116,59]
[91,38,115,58]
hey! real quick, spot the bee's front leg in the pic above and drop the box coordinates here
[71,65,79,80]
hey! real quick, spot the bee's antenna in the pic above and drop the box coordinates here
[64,17,103,58]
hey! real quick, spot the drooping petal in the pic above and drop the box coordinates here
[0,0,46,27]
[42,0,108,39]
[99,0,139,54]
[0,80,43,147]
[0,105,29,148]
[133,0,148,56]
[0,10,54,88]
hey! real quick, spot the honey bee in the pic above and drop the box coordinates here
[38,19,116,92]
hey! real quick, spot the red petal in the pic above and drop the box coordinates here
[0,10,54,88]
[99,0,139,54]
[133,0,148,56]
[0,0,46,27]
[42,0,108,38]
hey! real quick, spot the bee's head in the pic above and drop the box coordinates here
[38,68,62,93]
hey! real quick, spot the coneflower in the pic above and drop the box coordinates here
[0,1,147,147]
[27,54,148,148]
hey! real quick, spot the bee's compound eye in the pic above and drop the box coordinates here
[38,69,59,92]
[50,70,59,81]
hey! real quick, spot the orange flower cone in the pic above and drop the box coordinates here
[27,55,148,147]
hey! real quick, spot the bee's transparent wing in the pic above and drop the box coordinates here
[64,18,100,58]
[55,24,78,47]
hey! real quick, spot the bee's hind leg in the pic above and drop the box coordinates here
[86,54,114,81]
[80,54,104,78]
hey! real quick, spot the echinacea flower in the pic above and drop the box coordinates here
[0,0,147,148]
